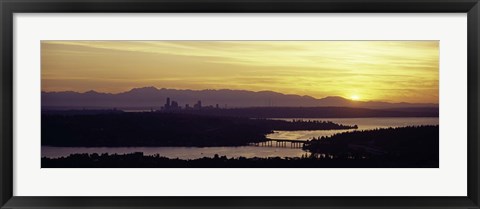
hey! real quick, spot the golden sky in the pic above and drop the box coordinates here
[41,41,439,103]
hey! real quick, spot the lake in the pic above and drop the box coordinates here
[266,117,439,140]
[42,117,439,159]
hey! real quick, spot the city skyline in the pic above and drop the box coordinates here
[41,41,439,103]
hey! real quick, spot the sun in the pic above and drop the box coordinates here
[350,95,360,101]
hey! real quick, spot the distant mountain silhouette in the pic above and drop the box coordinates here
[42,87,438,110]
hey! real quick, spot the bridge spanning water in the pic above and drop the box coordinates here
[250,139,309,148]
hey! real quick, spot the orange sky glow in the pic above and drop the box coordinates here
[41,41,439,103]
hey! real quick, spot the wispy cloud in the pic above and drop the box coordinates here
[41,41,439,103]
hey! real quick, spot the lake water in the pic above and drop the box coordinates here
[266,117,439,140]
[42,117,438,159]
[42,146,310,159]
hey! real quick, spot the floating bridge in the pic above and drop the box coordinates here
[250,139,309,148]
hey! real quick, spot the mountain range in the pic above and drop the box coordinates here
[42,87,438,110]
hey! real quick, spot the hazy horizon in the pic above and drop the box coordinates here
[41,86,439,105]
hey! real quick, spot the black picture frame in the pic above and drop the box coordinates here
[1,0,479,208]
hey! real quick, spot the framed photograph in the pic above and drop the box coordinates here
[1,0,479,208]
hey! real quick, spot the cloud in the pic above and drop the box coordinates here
[41,41,439,103]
